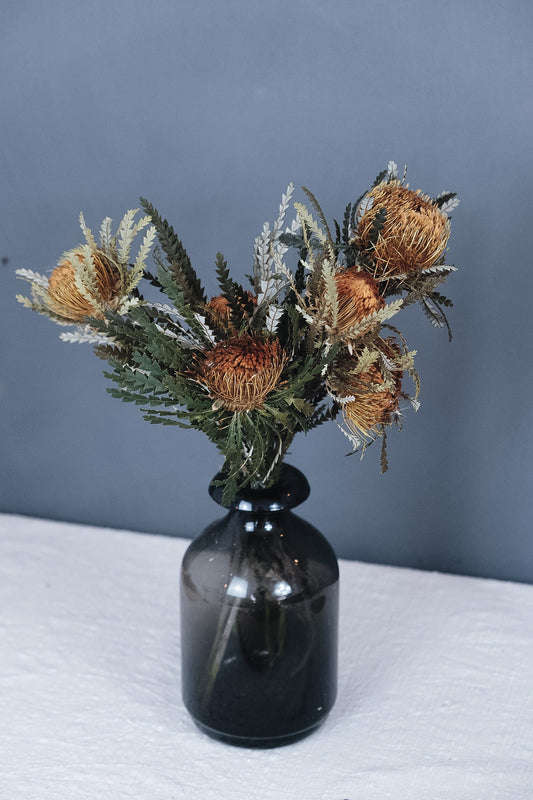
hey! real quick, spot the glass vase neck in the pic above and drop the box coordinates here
[209,464,310,512]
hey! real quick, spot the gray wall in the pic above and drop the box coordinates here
[1,0,532,582]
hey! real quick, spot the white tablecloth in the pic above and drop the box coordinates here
[1,513,532,799]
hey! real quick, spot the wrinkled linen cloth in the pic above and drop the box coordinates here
[1,513,532,800]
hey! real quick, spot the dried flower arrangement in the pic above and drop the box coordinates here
[16,162,459,503]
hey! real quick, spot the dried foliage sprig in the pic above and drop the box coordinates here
[16,210,155,324]
[16,163,460,502]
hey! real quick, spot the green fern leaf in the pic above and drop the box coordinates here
[140,198,206,307]
[372,169,388,188]
[342,203,352,244]
[367,207,387,248]
[420,296,453,341]
[380,429,389,473]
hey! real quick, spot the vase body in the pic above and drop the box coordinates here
[180,464,339,748]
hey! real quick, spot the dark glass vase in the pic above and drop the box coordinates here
[180,464,339,748]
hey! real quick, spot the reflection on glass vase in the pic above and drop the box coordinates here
[180,464,339,748]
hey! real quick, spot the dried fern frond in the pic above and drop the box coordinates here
[301,186,334,245]
[15,268,49,288]
[335,298,404,347]
[322,259,339,331]
[79,212,98,251]
[126,225,157,294]
[59,325,110,345]
[99,217,114,252]
[294,202,328,248]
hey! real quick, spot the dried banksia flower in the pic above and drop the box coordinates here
[343,365,401,437]
[46,250,121,322]
[355,182,450,277]
[330,341,403,437]
[16,210,155,326]
[207,294,231,318]
[206,292,257,328]
[331,268,384,334]
[199,334,285,412]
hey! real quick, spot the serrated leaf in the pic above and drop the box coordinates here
[434,191,460,215]
[79,212,97,250]
[99,217,114,251]
[294,202,328,245]
[386,161,398,180]
[15,268,49,287]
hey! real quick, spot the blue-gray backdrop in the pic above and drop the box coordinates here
[1,0,532,582]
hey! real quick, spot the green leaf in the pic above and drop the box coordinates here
[140,197,206,307]
[342,202,352,245]
[368,207,387,248]
[214,251,254,329]
[380,428,389,473]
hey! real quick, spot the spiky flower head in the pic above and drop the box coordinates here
[329,339,403,438]
[355,182,450,277]
[207,294,232,319]
[206,291,257,329]
[198,334,285,412]
[342,366,401,438]
[45,250,121,322]
[16,210,156,326]
[331,268,384,334]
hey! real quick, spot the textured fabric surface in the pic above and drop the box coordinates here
[1,513,532,799]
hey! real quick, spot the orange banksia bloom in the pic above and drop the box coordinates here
[47,250,122,322]
[206,292,257,328]
[330,339,403,437]
[199,334,285,412]
[355,182,450,277]
[332,268,384,334]
[16,209,155,328]
[343,362,402,437]
[207,294,231,318]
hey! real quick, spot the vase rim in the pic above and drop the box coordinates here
[209,463,310,511]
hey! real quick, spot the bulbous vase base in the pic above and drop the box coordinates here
[193,715,329,749]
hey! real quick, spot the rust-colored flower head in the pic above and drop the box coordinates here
[355,182,450,277]
[343,365,401,437]
[47,250,122,322]
[199,334,285,412]
[332,268,384,334]
[330,340,403,437]
[206,292,257,328]
[16,209,155,327]
[207,294,231,319]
